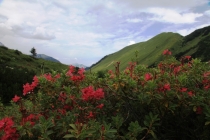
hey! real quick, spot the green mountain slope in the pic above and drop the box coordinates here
[90,25,210,72]
[174,26,210,61]
[0,46,68,74]
[91,32,183,72]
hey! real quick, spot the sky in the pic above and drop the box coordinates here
[0,0,210,66]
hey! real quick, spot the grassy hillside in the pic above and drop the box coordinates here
[91,32,183,72]
[0,46,68,75]
[90,25,210,72]
[173,26,210,61]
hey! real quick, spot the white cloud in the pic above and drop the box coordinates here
[204,10,210,16]
[177,23,210,36]
[147,8,203,24]
[128,40,136,45]
[126,18,142,23]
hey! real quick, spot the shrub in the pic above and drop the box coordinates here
[1,51,210,139]
[14,50,22,55]
[0,46,8,50]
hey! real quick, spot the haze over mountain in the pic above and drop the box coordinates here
[71,63,87,68]
[0,0,209,66]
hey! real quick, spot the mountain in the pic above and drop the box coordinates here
[0,46,68,74]
[36,54,60,63]
[174,26,210,61]
[90,25,210,72]
[71,63,87,68]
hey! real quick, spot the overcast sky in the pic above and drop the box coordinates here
[0,0,210,66]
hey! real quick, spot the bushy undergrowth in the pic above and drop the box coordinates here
[1,50,210,140]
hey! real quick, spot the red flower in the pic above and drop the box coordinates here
[162,49,172,55]
[23,83,32,96]
[163,84,170,91]
[66,66,85,82]
[87,111,94,118]
[203,72,210,78]
[0,117,19,140]
[185,56,191,60]
[58,92,67,103]
[144,73,152,81]
[188,91,194,97]
[97,104,104,109]
[173,66,181,75]
[82,86,104,101]
[180,88,187,92]
[12,95,20,102]
[54,74,61,79]
[78,68,85,75]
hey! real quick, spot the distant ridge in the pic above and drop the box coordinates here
[36,54,60,63]
[71,63,87,68]
[90,25,210,72]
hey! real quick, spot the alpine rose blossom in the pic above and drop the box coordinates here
[82,86,104,101]
[12,95,20,102]
[97,104,104,109]
[144,73,152,81]
[162,49,171,55]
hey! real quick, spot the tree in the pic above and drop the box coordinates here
[30,47,37,57]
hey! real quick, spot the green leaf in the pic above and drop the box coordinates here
[205,121,210,125]
[46,130,54,135]
[150,130,157,139]
[107,129,117,133]
[63,134,75,139]
[69,124,77,131]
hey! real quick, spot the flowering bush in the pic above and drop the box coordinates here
[1,50,210,139]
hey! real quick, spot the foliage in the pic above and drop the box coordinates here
[30,47,37,58]
[91,32,182,72]
[14,49,22,55]
[1,51,210,139]
[0,46,68,75]
[90,25,210,72]
[0,66,36,104]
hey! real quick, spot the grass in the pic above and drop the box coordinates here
[91,25,210,72]
[0,46,69,75]
[91,32,183,72]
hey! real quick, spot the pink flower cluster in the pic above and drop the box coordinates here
[43,73,60,82]
[81,86,104,101]
[23,75,39,96]
[124,62,136,78]
[66,65,85,82]
[158,84,171,92]
[21,114,41,126]
[145,73,153,81]
[0,117,19,140]
[162,49,172,55]
[12,95,21,102]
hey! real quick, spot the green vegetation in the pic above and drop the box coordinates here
[1,54,210,139]
[0,46,69,103]
[30,47,37,58]
[0,46,68,75]
[90,25,210,72]
[0,66,35,104]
